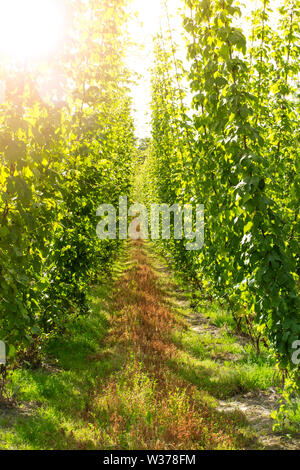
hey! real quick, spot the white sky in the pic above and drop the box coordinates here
[127,0,183,138]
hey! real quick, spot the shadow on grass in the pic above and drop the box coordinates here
[0,252,130,450]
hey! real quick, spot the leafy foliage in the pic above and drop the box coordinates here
[0,0,134,361]
[143,0,300,376]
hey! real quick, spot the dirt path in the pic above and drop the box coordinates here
[89,241,256,450]
[186,305,300,450]
[2,241,298,450]
[136,243,300,450]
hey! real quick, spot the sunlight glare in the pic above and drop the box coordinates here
[0,0,65,62]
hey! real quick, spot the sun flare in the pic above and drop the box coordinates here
[0,0,65,62]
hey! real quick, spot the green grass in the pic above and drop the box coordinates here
[147,242,300,431]
[169,333,275,400]
[0,251,130,450]
[0,241,298,449]
[284,401,300,434]
[150,244,275,389]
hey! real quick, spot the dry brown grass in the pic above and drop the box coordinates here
[87,241,251,450]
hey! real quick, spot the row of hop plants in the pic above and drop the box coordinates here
[0,0,135,386]
[139,0,299,425]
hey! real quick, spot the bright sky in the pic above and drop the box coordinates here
[0,0,282,136]
[127,0,184,138]
[0,0,66,62]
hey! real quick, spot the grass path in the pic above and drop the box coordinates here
[1,241,299,449]
[90,240,253,450]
